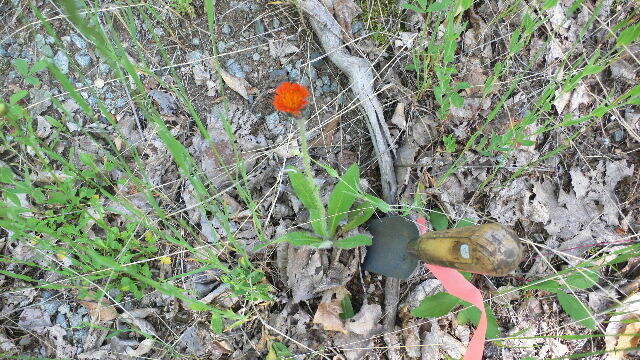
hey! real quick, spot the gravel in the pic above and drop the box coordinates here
[75,51,92,68]
[53,51,70,74]
[226,58,245,78]
[612,129,626,142]
[269,69,287,79]
[186,50,203,62]
[254,20,266,35]
[70,33,87,49]
[99,63,110,74]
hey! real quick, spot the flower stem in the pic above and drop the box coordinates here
[294,116,329,238]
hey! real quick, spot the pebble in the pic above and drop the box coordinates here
[75,51,92,68]
[70,33,87,49]
[186,50,203,62]
[266,112,284,135]
[272,18,281,28]
[230,1,252,11]
[226,58,245,78]
[53,51,69,74]
[42,300,62,315]
[217,42,227,52]
[34,32,53,56]
[191,38,201,46]
[612,129,626,142]
[252,53,261,61]
[69,312,84,327]
[55,313,68,328]
[73,328,88,346]
[45,35,55,44]
[41,45,54,58]
[308,66,317,80]
[222,24,232,35]
[269,69,287,79]
[288,68,301,80]
[254,20,266,35]
[351,21,364,35]
[35,34,46,48]
[99,63,110,74]
[21,48,34,62]
[58,303,71,315]
[154,28,165,36]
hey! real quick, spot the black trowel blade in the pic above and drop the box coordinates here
[363,216,420,279]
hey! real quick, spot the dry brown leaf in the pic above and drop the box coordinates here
[220,70,254,100]
[312,287,350,333]
[126,338,155,357]
[80,301,118,322]
[345,303,381,335]
[390,102,406,129]
[606,293,640,360]
[311,115,340,146]
[610,321,640,360]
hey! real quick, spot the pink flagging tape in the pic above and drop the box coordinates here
[416,217,487,360]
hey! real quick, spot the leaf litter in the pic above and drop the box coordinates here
[2,0,639,359]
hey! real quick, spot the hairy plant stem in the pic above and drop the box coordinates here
[294,115,329,239]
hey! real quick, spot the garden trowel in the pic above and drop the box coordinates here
[363,217,523,279]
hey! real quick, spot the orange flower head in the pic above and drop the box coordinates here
[273,82,309,116]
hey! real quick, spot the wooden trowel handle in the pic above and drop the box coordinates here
[408,223,523,276]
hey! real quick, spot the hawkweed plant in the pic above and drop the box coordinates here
[270,82,380,250]
[274,82,330,242]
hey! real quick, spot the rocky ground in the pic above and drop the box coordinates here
[0,0,639,359]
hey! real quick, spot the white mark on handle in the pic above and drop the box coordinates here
[460,244,470,259]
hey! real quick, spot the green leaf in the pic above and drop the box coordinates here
[267,342,294,360]
[411,292,462,318]
[327,164,359,236]
[210,312,224,334]
[334,234,372,249]
[273,231,326,247]
[429,209,448,231]
[0,166,15,183]
[401,2,424,12]
[340,295,355,320]
[26,76,41,86]
[0,269,40,283]
[454,218,475,228]
[315,161,338,177]
[565,268,599,289]
[617,23,640,47]
[287,167,328,237]
[457,304,501,339]
[426,0,452,12]
[542,0,558,9]
[31,59,50,73]
[556,291,597,329]
[363,194,391,213]
[9,90,28,104]
[341,201,376,232]
[12,59,30,76]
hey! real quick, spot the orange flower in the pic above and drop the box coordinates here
[273,82,309,116]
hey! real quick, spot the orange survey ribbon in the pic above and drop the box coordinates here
[416,217,487,360]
